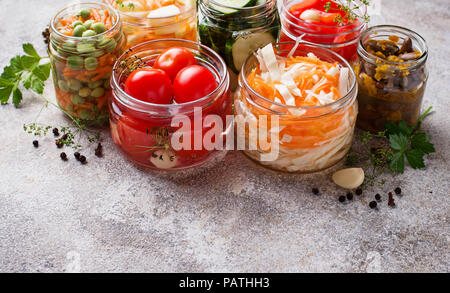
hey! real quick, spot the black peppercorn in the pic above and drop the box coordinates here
[394,187,402,195]
[74,152,81,161]
[355,188,363,195]
[79,155,87,164]
[32,140,39,148]
[369,201,377,209]
[55,139,63,148]
[60,152,68,161]
[52,128,59,136]
[375,193,381,201]
[95,143,103,158]
[61,134,68,140]
[338,196,346,203]
[346,192,353,200]
[312,188,319,195]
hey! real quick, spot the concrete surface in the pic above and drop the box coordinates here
[0,0,449,272]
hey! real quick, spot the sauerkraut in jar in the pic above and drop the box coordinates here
[106,0,198,49]
[235,43,358,172]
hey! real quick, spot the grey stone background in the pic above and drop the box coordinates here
[0,0,448,272]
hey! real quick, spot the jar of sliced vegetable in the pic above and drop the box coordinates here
[105,0,198,49]
[198,0,280,89]
[280,0,367,62]
[355,25,429,132]
[49,2,126,126]
[235,42,358,172]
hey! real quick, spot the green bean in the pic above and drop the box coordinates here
[84,57,98,71]
[58,80,69,92]
[67,56,84,70]
[82,30,96,38]
[78,109,92,120]
[72,20,83,28]
[76,42,96,54]
[104,79,111,90]
[92,22,106,34]
[88,80,103,89]
[83,20,94,30]
[91,87,105,98]
[68,79,82,91]
[79,9,91,19]
[70,94,85,105]
[73,25,86,37]
[79,87,92,98]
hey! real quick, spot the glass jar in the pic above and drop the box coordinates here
[105,0,198,49]
[49,2,126,126]
[110,39,233,170]
[198,0,280,89]
[235,42,358,172]
[279,0,367,62]
[354,25,429,133]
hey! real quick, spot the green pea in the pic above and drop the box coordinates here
[105,39,117,53]
[70,94,85,105]
[67,56,84,70]
[57,48,69,58]
[92,22,106,34]
[86,50,104,58]
[76,42,96,54]
[91,87,105,98]
[68,79,82,91]
[84,57,98,71]
[97,37,114,49]
[72,20,83,28]
[82,30,96,38]
[79,9,91,19]
[83,20,94,30]
[88,80,103,89]
[73,25,86,37]
[58,80,69,92]
[79,87,92,98]
[78,109,92,120]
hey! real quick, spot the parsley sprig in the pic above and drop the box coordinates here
[0,44,50,107]
[386,106,435,173]
[347,106,435,185]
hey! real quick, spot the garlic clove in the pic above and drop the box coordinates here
[300,9,321,22]
[150,150,178,169]
[332,168,365,189]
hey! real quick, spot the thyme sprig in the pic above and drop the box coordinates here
[324,0,371,25]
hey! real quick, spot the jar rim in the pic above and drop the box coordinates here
[282,0,367,30]
[239,42,357,115]
[357,25,428,67]
[112,39,229,110]
[50,2,120,41]
[203,0,276,12]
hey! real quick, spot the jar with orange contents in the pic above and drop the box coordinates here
[49,2,126,126]
[106,0,198,49]
[235,42,358,172]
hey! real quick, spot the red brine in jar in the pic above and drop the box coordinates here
[110,40,232,170]
[280,0,367,61]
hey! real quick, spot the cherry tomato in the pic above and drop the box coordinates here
[153,47,197,81]
[124,68,173,104]
[173,65,218,104]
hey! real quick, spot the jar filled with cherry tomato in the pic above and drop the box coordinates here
[280,0,367,61]
[49,2,126,126]
[110,39,233,170]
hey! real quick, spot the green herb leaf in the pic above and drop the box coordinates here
[389,133,408,151]
[405,149,425,169]
[411,133,435,155]
[23,43,41,59]
[0,78,14,87]
[389,151,405,173]
[31,76,44,94]
[0,86,14,104]
[12,88,23,107]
